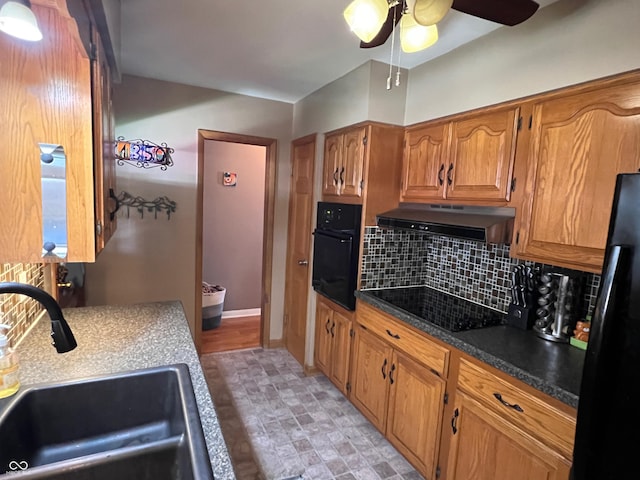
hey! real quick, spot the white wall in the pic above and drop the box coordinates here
[405,0,640,124]
[202,141,265,311]
[85,75,293,339]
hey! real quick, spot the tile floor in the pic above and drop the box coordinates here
[200,348,424,480]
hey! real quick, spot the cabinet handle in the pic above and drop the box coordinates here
[333,168,339,185]
[108,188,121,221]
[493,393,524,413]
[437,164,445,186]
[325,318,331,334]
[389,363,396,384]
[451,408,459,435]
[446,163,454,186]
[339,166,345,185]
[381,358,387,379]
[386,329,400,340]
[330,321,336,338]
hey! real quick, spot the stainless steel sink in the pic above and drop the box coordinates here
[0,364,213,479]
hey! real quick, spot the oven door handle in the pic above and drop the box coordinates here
[312,230,353,243]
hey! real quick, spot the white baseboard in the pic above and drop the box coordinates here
[222,308,261,319]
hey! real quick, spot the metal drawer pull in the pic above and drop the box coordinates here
[333,168,339,185]
[451,408,459,434]
[389,363,396,385]
[325,318,331,334]
[330,321,335,338]
[386,329,400,339]
[493,393,524,413]
[437,163,445,186]
[381,358,388,379]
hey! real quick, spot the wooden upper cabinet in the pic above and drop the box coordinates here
[447,107,519,202]
[401,107,519,204]
[92,25,117,254]
[401,122,450,201]
[513,78,640,272]
[322,127,366,199]
[0,2,95,263]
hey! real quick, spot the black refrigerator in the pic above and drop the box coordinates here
[571,173,640,479]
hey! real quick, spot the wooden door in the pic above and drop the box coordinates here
[314,297,333,376]
[350,326,392,432]
[284,134,316,366]
[322,133,342,196]
[386,351,446,479]
[515,81,640,272]
[329,309,352,395]
[447,393,571,480]
[340,128,366,197]
[400,122,450,202]
[92,27,117,254]
[447,107,519,202]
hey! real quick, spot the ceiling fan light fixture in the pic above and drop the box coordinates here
[0,0,42,41]
[344,0,390,44]
[400,14,438,53]
[409,0,453,26]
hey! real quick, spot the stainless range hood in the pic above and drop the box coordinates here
[376,205,515,244]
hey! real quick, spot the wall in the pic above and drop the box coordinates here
[85,75,293,340]
[0,264,46,346]
[360,227,600,319]
[405,0,640,124]
[202,141,265,311]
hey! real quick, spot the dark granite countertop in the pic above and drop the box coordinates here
[356,289,585,408]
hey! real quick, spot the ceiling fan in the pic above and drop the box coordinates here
[347,0,540,49]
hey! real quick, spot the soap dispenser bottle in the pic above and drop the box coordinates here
[0,324,20,399]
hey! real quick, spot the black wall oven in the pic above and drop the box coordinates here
[312,202,362,311]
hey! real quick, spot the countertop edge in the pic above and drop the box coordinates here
[355,290,580,409]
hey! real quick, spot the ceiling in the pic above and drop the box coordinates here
[120,0,560,104]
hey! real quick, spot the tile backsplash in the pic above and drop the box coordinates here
[0,263,46,346]
[360,227,600,318]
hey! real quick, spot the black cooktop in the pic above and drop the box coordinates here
[367,286,505,332]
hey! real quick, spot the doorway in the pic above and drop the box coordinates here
[195,130,277,354]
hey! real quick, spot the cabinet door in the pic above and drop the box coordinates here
[322,133,342,196]
[515,82,640,272]
[350,326,392,432]
[330,309,352,394]
[92,28,117,254]
[340,128,366,198]
[400,123,450,202]
[447,393,571,480]
[314,300,333,376]
[447,107,519,202]
[386,351,445,480]
[0,4,94,263]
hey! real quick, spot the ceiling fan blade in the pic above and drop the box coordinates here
[452,0,539,26]
[360,2,405,49]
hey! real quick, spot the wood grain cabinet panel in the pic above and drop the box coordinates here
[447,107,519,202]
[447,392,571,480]
[322,128,365,198]
[313,296,354,396]
[322,133,343,196]
[514,79,640,272]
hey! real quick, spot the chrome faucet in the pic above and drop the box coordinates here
[0,282,77,353]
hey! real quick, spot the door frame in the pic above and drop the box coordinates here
[195,129,277,353]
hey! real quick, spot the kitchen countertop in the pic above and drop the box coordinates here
[356,290,586,408]
[11,301,235,480]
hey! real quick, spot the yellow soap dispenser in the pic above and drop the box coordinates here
[0,324,20,399]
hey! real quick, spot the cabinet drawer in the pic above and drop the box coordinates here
[357,302,449,376]
[457,358,576,458]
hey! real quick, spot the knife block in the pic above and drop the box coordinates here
[507,303,535,330]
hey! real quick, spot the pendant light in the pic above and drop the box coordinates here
[400,13,438,53]
[0,0,43,41]
[343,0,389,43]
[407,0,453,26]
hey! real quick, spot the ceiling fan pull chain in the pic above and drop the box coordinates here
[387,2,398,90]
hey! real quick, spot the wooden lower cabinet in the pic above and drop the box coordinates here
[351,325,445,479]
[314,296,353,395]
[447,392,571,480]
